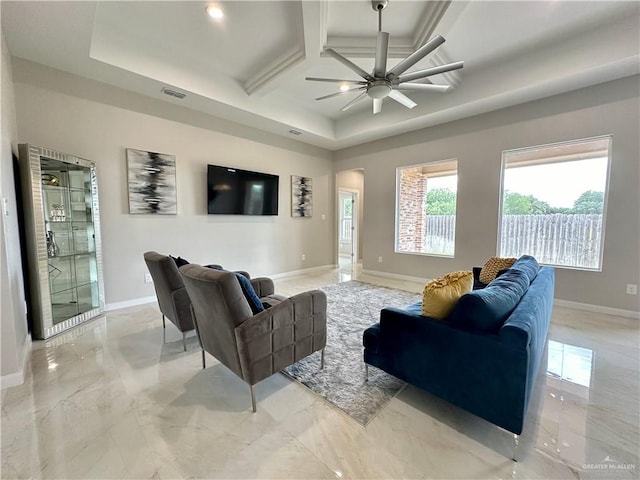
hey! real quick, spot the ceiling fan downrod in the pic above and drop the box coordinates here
[372,0,388,32]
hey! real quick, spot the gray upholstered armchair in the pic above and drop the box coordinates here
[179,264,327,412]
[143,251,195,351]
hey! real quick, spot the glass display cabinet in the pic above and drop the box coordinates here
[19,144,105,339]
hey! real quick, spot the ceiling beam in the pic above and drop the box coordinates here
[243,0,328,97]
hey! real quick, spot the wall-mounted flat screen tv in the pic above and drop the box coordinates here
[207,164,279,215]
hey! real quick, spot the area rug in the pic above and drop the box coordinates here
[283,281,421,426]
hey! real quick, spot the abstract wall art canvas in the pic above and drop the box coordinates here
[291,175,312,217]
[127,148,177,214]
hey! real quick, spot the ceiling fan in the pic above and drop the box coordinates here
[306,0,464,115]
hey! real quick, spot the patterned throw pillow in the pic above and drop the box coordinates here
[422,270,473,320]
[479,257,517,284]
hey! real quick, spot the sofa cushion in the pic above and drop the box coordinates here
[509,255,540,284]
[422,271,473,320]
[449,269,529,333]
[479,257,517,284]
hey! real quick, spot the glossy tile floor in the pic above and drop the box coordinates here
[2,266,639,479]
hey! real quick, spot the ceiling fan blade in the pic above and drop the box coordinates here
[315,86,366,101]
[340,92,368,112]
[373,98,383,114]
[397,61,464,83]
[388,90,417,109]
[373,32,389,78]
[395,83,451,93]
[325,49,374,81]
[306,77,367,84]
[387,35,446,78]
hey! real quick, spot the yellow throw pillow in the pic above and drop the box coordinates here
[422,270,473,320]
[479,257,517,284]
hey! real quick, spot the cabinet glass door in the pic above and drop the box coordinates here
[41,158,100,325]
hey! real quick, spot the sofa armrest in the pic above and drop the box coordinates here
[234,290,327,385]
[374,306,529,433]
[376,307,526,389]
[250,277,275,297]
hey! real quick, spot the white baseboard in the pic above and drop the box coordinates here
[554,299,640,320]
[1,334,32,390]
[269,264,337,280]
[105,295,157,312]
[361,269,428,284]
[103,266,339,311]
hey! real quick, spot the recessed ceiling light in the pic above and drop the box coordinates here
[339,84,350,92]
[206,4,224,19]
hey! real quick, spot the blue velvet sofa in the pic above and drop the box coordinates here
[362,256,554,434]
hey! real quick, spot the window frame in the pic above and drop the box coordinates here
[395,158,459,258]
[497,135,612,272]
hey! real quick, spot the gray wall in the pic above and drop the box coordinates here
[1,33,29,381]
[12,60,335,307]
[334,76,640,313]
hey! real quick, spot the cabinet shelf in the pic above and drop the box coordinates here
[46,220,94,226]
[48,251,95,259]
[50,280,98,296]
[43,185,90,193]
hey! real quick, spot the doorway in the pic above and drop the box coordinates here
[338,190,358,271]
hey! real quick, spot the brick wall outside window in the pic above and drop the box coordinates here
[397,160,458,256]
[397,167,427,252]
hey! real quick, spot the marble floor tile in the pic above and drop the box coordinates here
[1,266,638,479]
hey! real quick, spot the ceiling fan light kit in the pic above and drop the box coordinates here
[306,0,463,115]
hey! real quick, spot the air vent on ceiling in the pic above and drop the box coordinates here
[161,87,186,99]
[288,130,303,136]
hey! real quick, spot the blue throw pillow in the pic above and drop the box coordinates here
[234,272,265,315]
[449,269,529,333]
[202,265,264,315]
[170,255,190,267]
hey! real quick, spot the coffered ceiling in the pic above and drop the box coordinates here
[2,1,639,150]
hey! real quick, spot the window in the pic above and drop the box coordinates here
[396,160,458,256]
[499,136,611,270]
[339,195,353,243]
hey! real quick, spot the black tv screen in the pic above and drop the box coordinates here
[207,164,279,215]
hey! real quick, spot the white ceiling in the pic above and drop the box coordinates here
[2,1,639,151]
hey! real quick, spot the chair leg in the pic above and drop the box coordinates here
[162,315,166,343]
[512,433,520,462]
[365,363,369,382]
[201,349,206,369]
[250,385,256,413]
[320,348,325,370]
[182,332,187,352]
